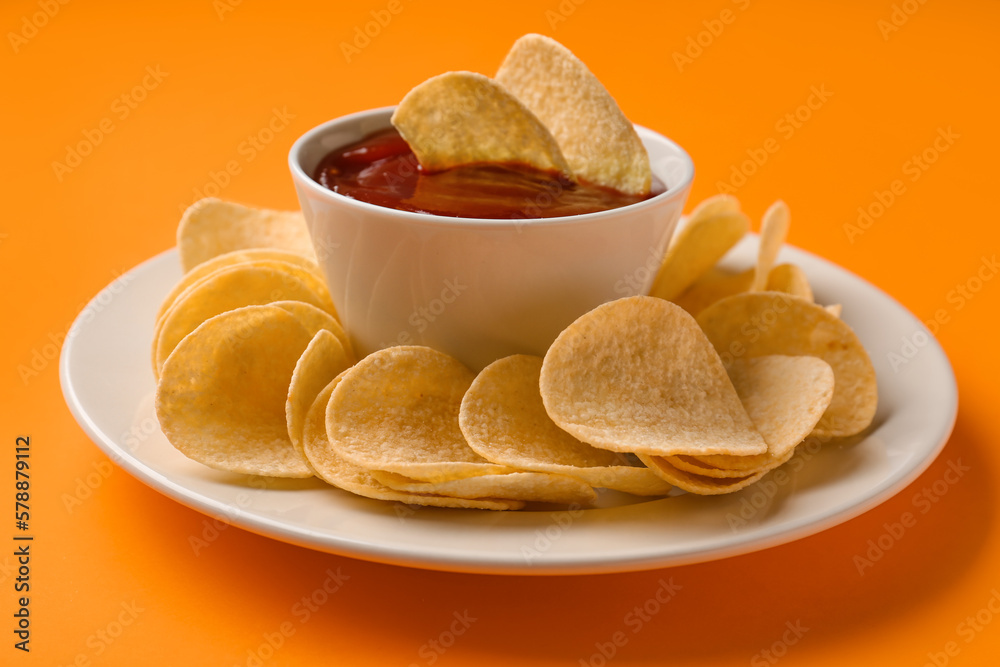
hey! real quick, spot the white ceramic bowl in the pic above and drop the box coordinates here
[289,107,694,370]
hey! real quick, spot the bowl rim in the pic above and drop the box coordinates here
[288,105,695,229]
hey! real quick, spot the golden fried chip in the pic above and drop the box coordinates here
[751,200,790,292]
[698,293,877,437]
[391,71,571,176]
[666,455,760,479]
[766,263,813,302]
[271,300,352,361]
[326,346,510,482]
[286,331,352,458]
[638,453,781,495]
[826,304,843,318]
[695,355,834,472]
[303,380,522,510]
[372,470,596,505]
[673,266,754,316]
[649,211,750,302]
[155,305,313,477]
[495,34,651,195]
[540,296,767,457]
[154,262,335,374]
[177,198,315,272]
[156,248,324,324]
[683,193,741,229]
[459,355,671,496]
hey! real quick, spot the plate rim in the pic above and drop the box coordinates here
[59,242,958,575]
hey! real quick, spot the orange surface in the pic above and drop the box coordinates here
[2,0,998,664]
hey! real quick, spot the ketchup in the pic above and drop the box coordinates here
[313,128,662,219]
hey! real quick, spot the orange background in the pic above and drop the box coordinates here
[2,0,999,665]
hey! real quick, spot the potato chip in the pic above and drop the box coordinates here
[391,71,571,177]
[303,380,523,510]
[826,304,843,318]
[766,263,813,302]
[697,293,877,437]
[684,193,741,227]
[270,300,352,361]
[178,198,315,272]
[495,34,651,195]
[326,346,510,482]
[459,355,671,496]
[673,266,754,316]
[648,211,750,302]
[694,355,834,472]
[637,453,781,495]
[751,200,790,292]
[156,305,313,477]
[156,248,324,324]
[154,261,336,374]
[665,455,760,479]
[286,331,352,458]
[372,470,597,505]
[540,296,767,457]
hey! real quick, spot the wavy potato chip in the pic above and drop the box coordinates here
[372,470,597,505]
[460,355,671,496]
[673,266,755,316]
[178,198,315,272]
[155,305,313,477]
[694,355,834,473]
[495,34,651,195]
[156,248,324,324]
[751,200,790,292]
[540,296,767,457]
[697,293,877,438]
[326,346,510,482]
[286,331,352,458]
[271,300,352,361]
[303,380,522,510]
[638,452,784,496]
[391,71,571,177]
[649,211,750,302]
[766,263,813,302]
[683,193,741,229]
[154,261,335,374]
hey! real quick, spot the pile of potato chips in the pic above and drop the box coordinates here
[153,192,877,508]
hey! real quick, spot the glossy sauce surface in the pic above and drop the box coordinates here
[313,128,663,219]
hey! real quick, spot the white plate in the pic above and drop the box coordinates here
[60,239,957,575]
